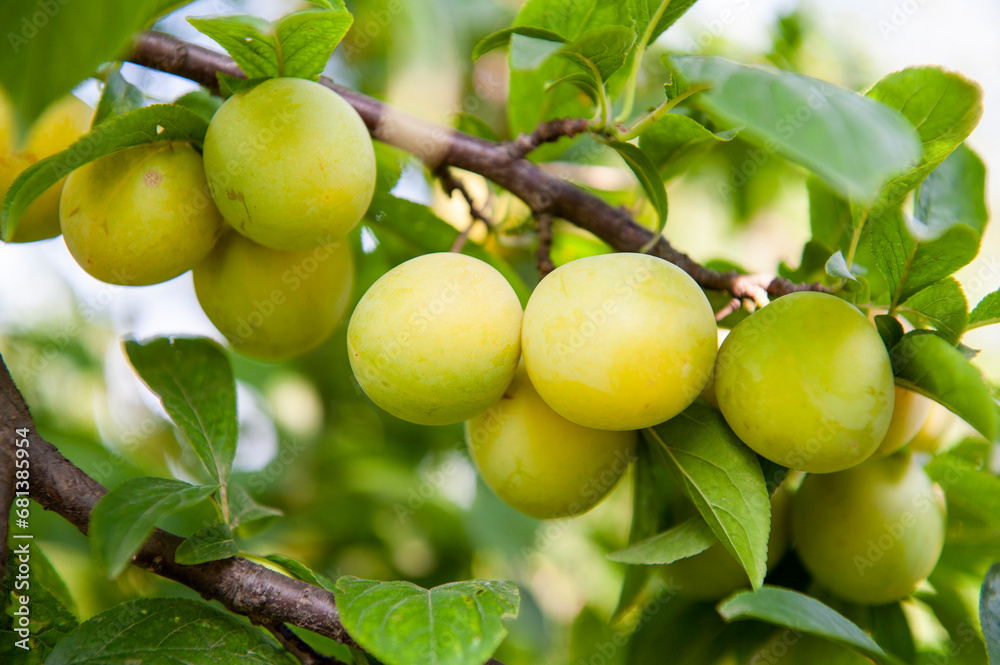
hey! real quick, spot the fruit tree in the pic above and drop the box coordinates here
[1,1,999,664]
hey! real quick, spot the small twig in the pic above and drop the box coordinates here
[438,167,492,254]
[269,624,348,665]
[505,117,590,160]
[536,213,555,278]
[715,297,743,322]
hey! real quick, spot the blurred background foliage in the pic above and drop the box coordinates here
[1,0,998,663]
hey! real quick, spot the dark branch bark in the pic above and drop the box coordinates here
[535,213,555,278]
[127,31,828,305]
[269,623,348,665]
[0,356,364,656]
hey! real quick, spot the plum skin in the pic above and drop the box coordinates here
[1,95,93,243]
[193,231,354,361]
[520,253,717,431]
[791,454,946,605]
[347,252,522,426]
[60,141,224,286]
[202,77,375,251]
[466,364,637,519]
[715,292,895,473]
[873,387,933,457]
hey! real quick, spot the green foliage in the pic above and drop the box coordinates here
[124,337,238,487]
[718,587,897,664]
[605,140,668,229]
[638,113,735,180]
[90,477,218,578]
[865,67,983,206]
[174,523,239,565]
[335,577,520,665]
[969,290,1000,330]
[645,402,770,588]
[890,332,997,440]
[608,517,715,565]
[669,55,921,201]
[899,277,968,344]
[926,455,1000,528]
[92,67,144,127]
[1,547,78,663]
[0,104,208,240]
[188,3,353,81]
[46,598,298,665]
[628,0,699,45]
[0,0,182,131]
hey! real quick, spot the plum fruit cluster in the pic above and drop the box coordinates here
[1,78,374,361]
[348,252,947,605]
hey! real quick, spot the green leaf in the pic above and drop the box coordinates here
[367,192,531,306]
[645,402,770,588]
[926,455,1000,528]
[611,440,657,620]
[638,113,735,180]
[606,140,668,230]
[264,554,336,591]
[228,486,282,537]
[557,26,636,82]
[890,331,997,440]
[866,67,983,205]
[190,7,352,81]
[175,523,239,565]
[172,90,224,124]
[669,55,921,202]
[1,547,77,663]
[718,587,896,664]
[969,290,1000,330]
[124,337,238,486]
[507,0,631,139]
[981,563,1000,664]
[335,577,519,665]
[0,0,183,131]
[46,598,297,665]
[629,0,699,44]
[544,74,600,104]
[899,277,968,345]
[472,26,567,62]
[273,7,354,79]
[866,603,916,664]
[217,73,271,97]
[825,250,856,281]
[92,67,145,127]
[914,144,988,238]
[90,477,218,579]
[1,104,208,241]
[807,176,853,250]
[874,314,905,351]
[607,517,715,564]
[870,207,980,310]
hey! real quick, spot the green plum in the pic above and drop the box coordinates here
[193,230,353,361]
[1,94,93,243]
[348,252,522,426]
[520,253,717,431]
[202,77,375,251]
[873,387,933,457]
[715,292,894,473]
[792,454,946,605]
[61,141,223,285]
[466,364,637,519]
[660,479,794,600]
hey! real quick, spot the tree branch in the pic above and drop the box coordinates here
[0,355,375,660]
[535,213,555,278]
[268,623,348,665]
[127,31,828,306]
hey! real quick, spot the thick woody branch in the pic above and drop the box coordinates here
[128,31,827,304]
[0,357,360,656]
